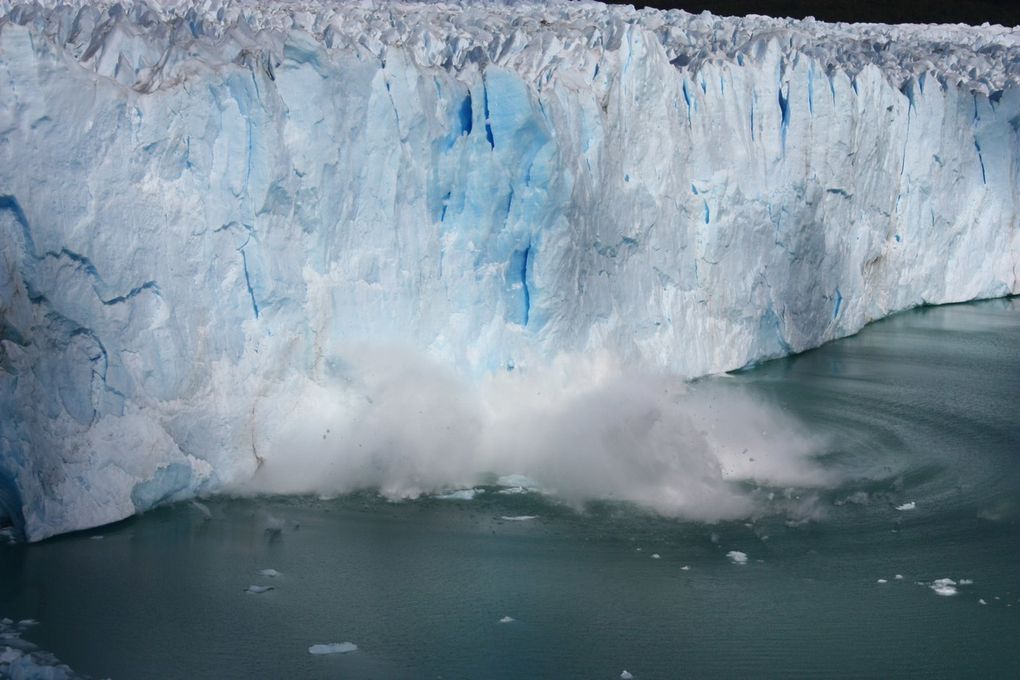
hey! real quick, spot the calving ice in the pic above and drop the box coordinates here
[0,0,1017,541]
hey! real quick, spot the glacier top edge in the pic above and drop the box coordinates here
[1,0,1019,93]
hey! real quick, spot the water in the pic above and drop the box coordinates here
[2,299,1019,679]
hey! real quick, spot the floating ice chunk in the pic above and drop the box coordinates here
[651,554,661,559]
[931,578,958,596]
[245,585,275,594]
[979,599,987,605]
[89,535,104,540]
[895,502,916,511]
[726,551,748,565]
[877,579,888,584]
[500,515,538,521]
[681,565,690,571]
[635,548,642,552]
[436,488,484,500]
[621,671,634,679]
[191,501,212,519]
[894,574,904,580]
[499,616,515,623]
[258,569,281,578]
[309,642,357,655]
[16,620,37,628]
[496,487,528,495]
[958,579,974,585]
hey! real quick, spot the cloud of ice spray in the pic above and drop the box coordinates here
[243,345,831,521]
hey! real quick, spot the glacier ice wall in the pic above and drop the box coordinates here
[1,1,1018,540]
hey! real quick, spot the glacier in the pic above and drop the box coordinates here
[0,0,1018,541]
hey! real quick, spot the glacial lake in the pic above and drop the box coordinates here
[2,298,1018,679]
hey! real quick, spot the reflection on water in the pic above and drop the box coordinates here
[1,298,1018,679]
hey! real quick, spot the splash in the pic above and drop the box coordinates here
[242,346,831,521]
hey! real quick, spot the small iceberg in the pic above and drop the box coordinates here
[895,501,916,511]
[930,578,957,596]
[680,565,691,571]
[650,554,661,559]
[309,642,357,655]
[258,569,281,578]
[877,579,888,584]
[621,671,634,679]
[436,488,484,501]
[245,585,274,594]
[500,515,538,522]
[726,551,748,565]
[499,616,515,623]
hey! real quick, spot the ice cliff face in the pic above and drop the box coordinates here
[1,1,1018,540]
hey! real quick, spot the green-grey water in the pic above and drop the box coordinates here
[2,298,1019,679]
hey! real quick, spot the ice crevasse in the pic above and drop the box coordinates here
[0,0,1018,540]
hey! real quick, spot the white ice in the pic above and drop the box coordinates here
[727,551,749,565]
[308,642,358,655]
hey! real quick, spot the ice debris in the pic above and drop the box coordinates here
[499,616,515,624]
[930,579,958,596]
[895,502,916,511]
[500,516,538,522]
[436,489,484,501]
[245,585,274,594]
[726,551,748,565]
[258,569,281,578]
[309,642,358,655]
[621,672,634,679]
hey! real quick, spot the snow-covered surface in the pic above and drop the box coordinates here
[1,0,1018,540]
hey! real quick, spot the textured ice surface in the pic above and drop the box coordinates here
[931,578,958,596]
[245,585,274,594]
[308,642,357,655]
[895,501,917,511]
[1,0,1019,540]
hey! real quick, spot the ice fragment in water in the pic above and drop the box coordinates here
[258,569,281,578]
[436,488,484,500]
[931,579,958,596]
[651,554,661,559]
[726,551,748,565]
[500,515,538,521]
[309,642,357,655]
[621,671,634,679]
[245,585,274,594]
[895,501,916,511]
[499,616,515,623]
